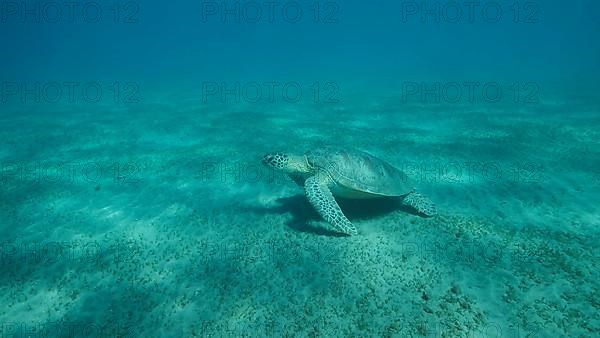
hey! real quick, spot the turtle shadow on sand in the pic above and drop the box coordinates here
[263,194,421,237]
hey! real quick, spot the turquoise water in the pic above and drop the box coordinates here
[1,1,600,337]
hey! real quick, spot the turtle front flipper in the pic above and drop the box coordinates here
[402,190,437,216]
[304,175,358,236]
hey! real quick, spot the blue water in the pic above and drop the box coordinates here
[1,1,599,337]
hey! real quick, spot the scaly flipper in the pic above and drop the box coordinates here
[304,175,358,235]
[402,190,437,216]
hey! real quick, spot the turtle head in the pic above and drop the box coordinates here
[262,153,289,170]
[262,152,310,174]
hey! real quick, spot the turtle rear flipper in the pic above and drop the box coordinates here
[305,175,358,236]
[402,191,437,217]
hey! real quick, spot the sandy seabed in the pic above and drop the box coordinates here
[1,96,599,337]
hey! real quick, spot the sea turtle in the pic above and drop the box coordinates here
[262,147,436,235]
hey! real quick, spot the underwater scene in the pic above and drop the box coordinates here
[1,0,599,337]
